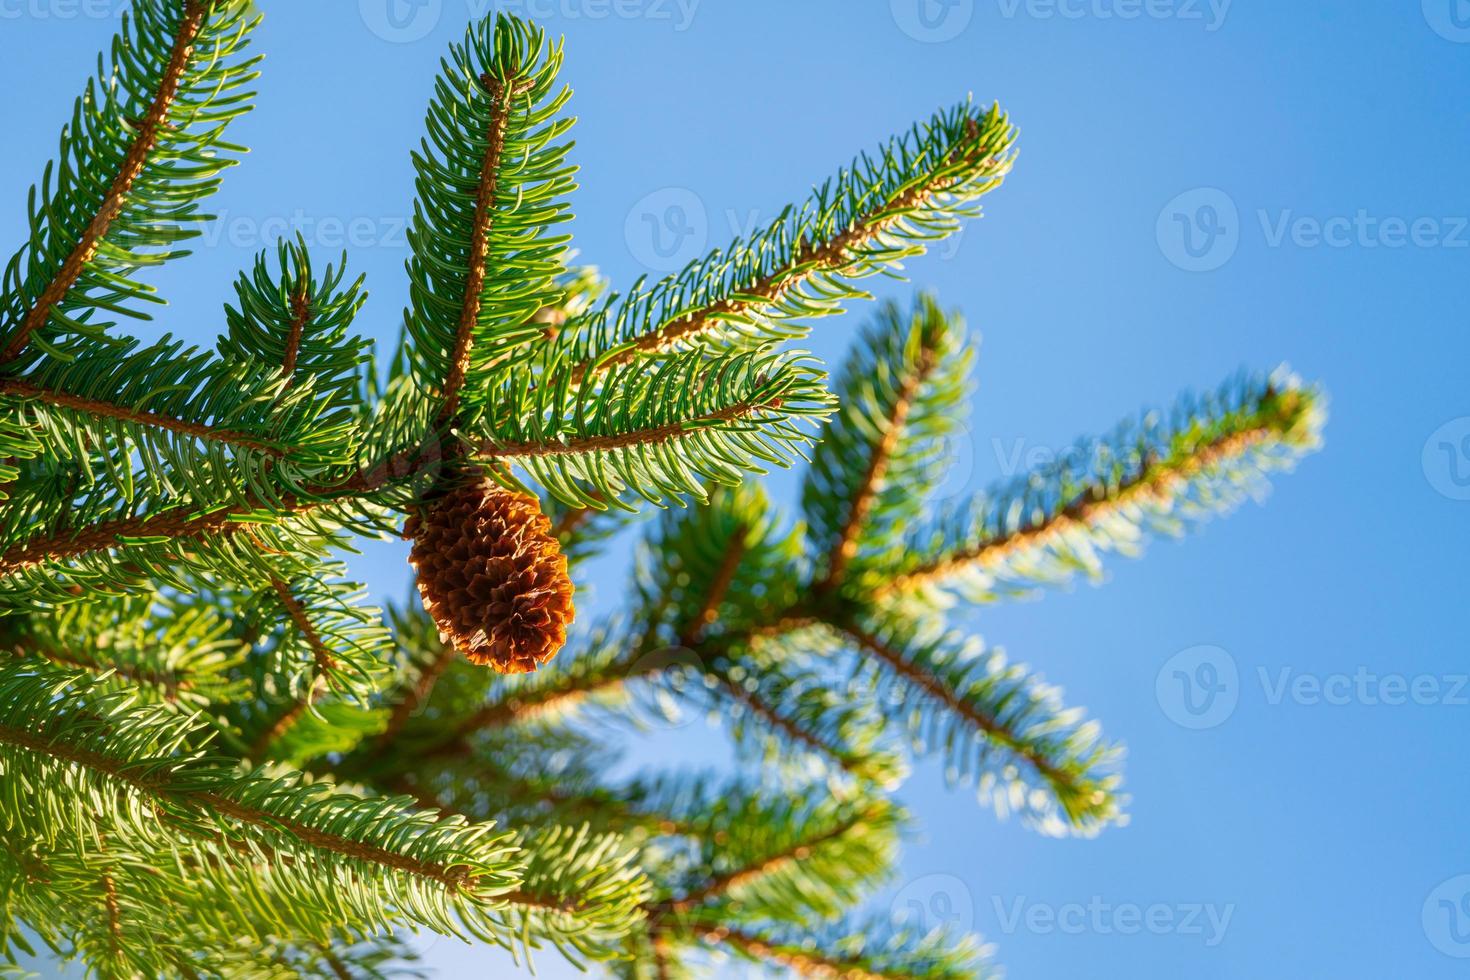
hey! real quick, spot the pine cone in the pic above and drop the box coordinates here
[407,479,574,673]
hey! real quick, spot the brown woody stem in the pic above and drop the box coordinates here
[435,74,517,427]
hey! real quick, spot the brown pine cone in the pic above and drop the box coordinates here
[407,479,574,673]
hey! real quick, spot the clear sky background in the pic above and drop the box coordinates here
[3,1,1468,977]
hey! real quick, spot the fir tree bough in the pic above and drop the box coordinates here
[0,4,1324,977]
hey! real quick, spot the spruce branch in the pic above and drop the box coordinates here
[806,294,972,590]
[0,664,644,959]
[402,14,575,429]
[0,0,260,363]
[0,375,288,456]
[0,242,371,510]
[0,5,1333,975]
[690,918,991,980]
[562,102,1015,382]
[834,614,1122,836]
[481,347,833,509]
[877,369,1325,602]
[0,0,208,362]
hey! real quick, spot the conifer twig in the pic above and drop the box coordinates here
[0,379,291,456]
[692,926,891,980]
[820,344,937,590]
[835,620,1071,789]
[654,806,872,917]
[877,426,1277,598]
[565,126,1002,385]
[436,73,522,426]
[0,1,208,364]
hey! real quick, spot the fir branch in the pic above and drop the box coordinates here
[481,347,833,509]
[658,804,881,918]
[697,926,889,980]
[280,284,311,383]
[0,377,285,456]
[823,354,929,587]
[682,523,745,645]
[833,615,1122,835]
[0,720,479,892]
[804,295,972,591]
[0,1,208,364]
[710,671,873,780]
[0,326,367,507]
[691,921,990,980]
[0,0,260,363]
[0,664,645,957]
[401,13,575,427]
[879,370,1326,602]
[0,591,243,708]
[246,676,325,761]
[843,623,1066,781]
[271,578,339,675]
[436,73,520,426]
[9,644,188,703]
[563,103,1015,381]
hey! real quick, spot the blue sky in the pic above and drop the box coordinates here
[3,1,1468,976]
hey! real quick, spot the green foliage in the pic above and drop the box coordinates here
[489,347,834,508]
[0,4,1326,978]
[0,0,260,364]
[400,14,574,426]
[840,610,1122,837]
[562,100,1015,368]
[886,367,1325,606]
[804,293,973,583]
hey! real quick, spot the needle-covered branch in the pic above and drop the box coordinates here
[878,369,1326,603]
[0,5,1330,976]
[835,612,1122,836]
[402,14,575,429]
[693,917,993,980]
[561,101,1015,380]
[482,347,833,508]
[806,294,973,589]
[0,0,260,365]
